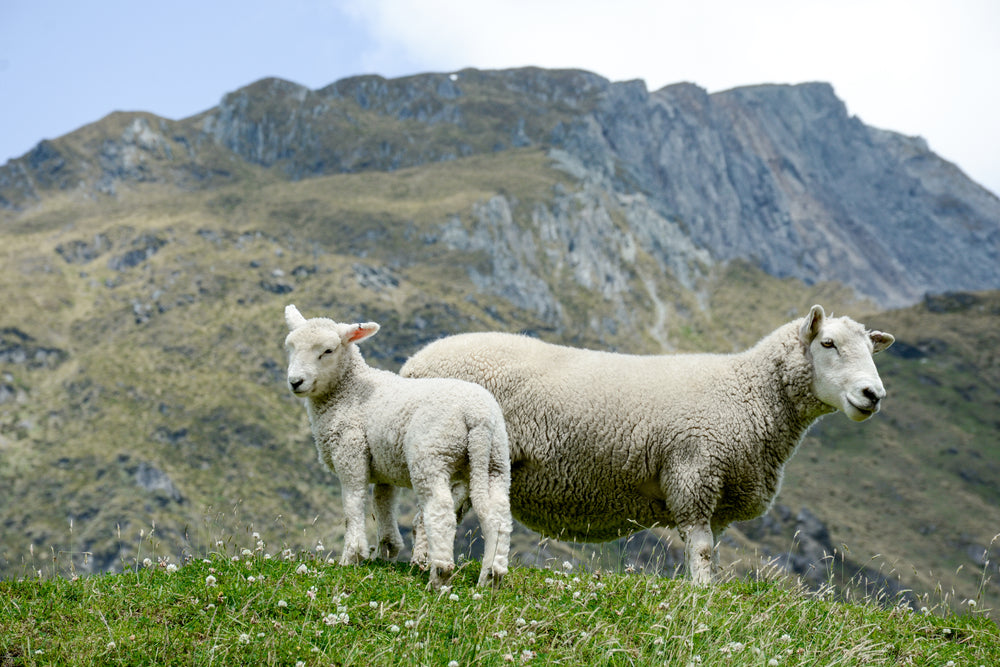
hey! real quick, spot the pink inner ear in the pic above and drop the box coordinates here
[347,325,375,343]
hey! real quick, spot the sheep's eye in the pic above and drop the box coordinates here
[820,339,836,349]
[319,348,334,358]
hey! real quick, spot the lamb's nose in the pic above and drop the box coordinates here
[289,378,304,391]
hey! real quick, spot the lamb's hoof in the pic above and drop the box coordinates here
[428,563,454,590]
[478,568,505,589]
[377,539,402,561]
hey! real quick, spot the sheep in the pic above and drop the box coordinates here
[401,305,894,584]
[283,304,512,588]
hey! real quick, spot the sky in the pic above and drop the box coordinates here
[1,0,998,196]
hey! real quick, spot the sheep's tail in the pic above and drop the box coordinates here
[467,415,512,586]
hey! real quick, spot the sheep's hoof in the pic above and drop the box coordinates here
[377,539,402,560]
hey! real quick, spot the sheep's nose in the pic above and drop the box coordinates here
[289,378,304,391]
[862,386,883,406]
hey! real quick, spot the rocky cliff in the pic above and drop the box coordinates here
[3,68,997,309]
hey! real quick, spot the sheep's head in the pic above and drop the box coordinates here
[283,304,379,397]
[800,304,894,422]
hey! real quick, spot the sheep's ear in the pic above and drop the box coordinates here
[285,304,307,331]
[344,322,380,344]
[870,330,894,353]
[799,304,825,344]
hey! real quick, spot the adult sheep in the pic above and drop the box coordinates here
[284,305,512,588]
[401,305,894,584]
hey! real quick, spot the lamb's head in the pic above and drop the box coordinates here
[283,304,379,398]
[800,305,894,422]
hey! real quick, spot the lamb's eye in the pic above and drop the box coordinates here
[319,348,334,358]
[820,339,836,349]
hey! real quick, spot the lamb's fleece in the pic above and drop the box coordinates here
[284,305,512,588]
[401,305,893,583]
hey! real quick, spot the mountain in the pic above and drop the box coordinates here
[0,68,998,617]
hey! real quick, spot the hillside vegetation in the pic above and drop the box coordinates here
[2,533,997,666]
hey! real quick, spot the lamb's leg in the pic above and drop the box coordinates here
[410,508,428,569]
[340,483,369,565]
[420,479,457,590]
[373,483,404,560]
[475,476,512,588]
[681,523,715,585]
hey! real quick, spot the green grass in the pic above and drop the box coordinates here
[2,534,997,666]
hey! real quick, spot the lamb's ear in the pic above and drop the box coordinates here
[869,330,894,353]
[344,322,380,344]
[285,304,307,331]
[799,304,825,344]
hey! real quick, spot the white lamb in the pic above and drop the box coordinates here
[283,305,512,588]
[401,305,894,584]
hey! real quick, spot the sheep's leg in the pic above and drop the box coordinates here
[340,483,369,566]
[420,479,457,590]
[681,523,715,585]
[711,525,726,577]
[372,483,404,560]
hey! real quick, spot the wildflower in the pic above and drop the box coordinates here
[521,650,536,662]
[306,587,317,600]
[768,660,779,666]
[278,600,288,608]
[405,619,417,629]
[516,617,527,627]
[440,585,452,594]
[231,555,240,562]
[142,558,152,568]
[562,560,573,571]
[106,641,116,649]
[780,634,791,642]
[389,624,401,633]
[494,630,508,639]
[968,599,978,607]
[247,576,256,583]
[296,564,309,575]
[166,563,178,573]
[472,592,483,600]
[296,663,305,667]
[448,662,460,667]
[721,641,745,654]
[238,633,250,644]
[205,575,217,587]
[449,593,460,602]
[241,548,253,557]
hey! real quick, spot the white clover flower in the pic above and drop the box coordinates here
[448,662,459,667]
[780,634,791,642]
[278,599,288,608]
[205,575,217,587]
[562,561,573,571]
[521,650,536,662]
[230,555,239,562]
[106,641,116,649]
[768,659,780,666]
[142,558,152,568]
[472,592,483,600]
[515,617,527,626]
[166,563,178,573]
[295,662,305,667]
[295,563,309,575]
[241,548,252,557]
[369,600,379,608]
[404,619,417,629]
[449,593,460,602]
[238,633,250,644]
[247,576,256,584]
[389,624,401,633]
[306,587,317,600]
[494,630,508,639]
[323,613,338,625]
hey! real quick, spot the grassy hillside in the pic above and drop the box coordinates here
[1,147,998,623]
[2,535,997,666]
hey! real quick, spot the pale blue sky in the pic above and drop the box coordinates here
[2,0,998,195]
